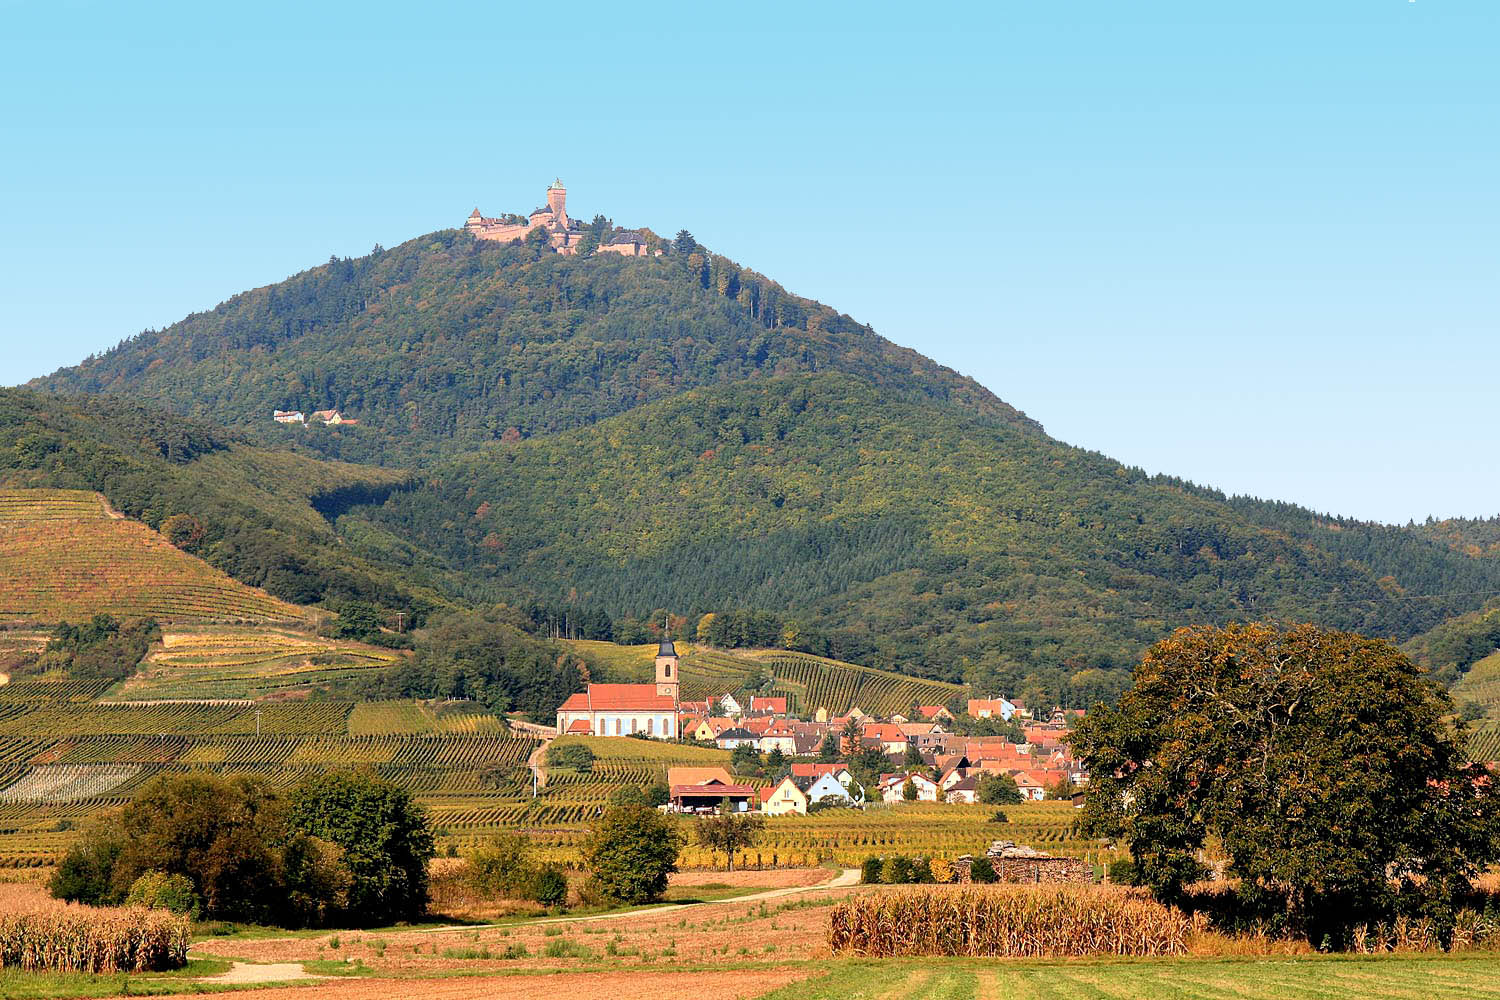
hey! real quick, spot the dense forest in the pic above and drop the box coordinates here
[33,230,1030,467]
[349,374,1500,706]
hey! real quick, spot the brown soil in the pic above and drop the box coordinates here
[208,967,810,1000]
[670,867,835,888]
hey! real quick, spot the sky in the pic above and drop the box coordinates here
[1,1,1495,525]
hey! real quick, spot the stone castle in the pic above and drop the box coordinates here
[465,179,658,257]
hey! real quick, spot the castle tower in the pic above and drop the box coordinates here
[546,178,567,225]
[655,637,680,701]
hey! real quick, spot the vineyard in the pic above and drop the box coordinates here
[1454,651,1500,761]
[115,625,402,700]
[567,640,966,716]
[0,489,307,625]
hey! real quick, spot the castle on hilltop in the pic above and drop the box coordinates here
[465,179,659,257]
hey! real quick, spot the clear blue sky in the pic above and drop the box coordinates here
[2,1,1495,525]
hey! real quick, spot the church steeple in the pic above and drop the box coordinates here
[655,624,679,701]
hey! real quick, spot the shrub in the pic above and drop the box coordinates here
[531,866,568,907]
[929,858,956,884]
[126,871,200,918]
[541,937,593,959]
[0,903,190,972]
[977,774,1022,805]
[828,886,1203,957]
[547,743,595,772]
[909,857,933,884]
[880,855,912,885]
[860,856,883,884]
[466,832,534,897]
[969,856,998,883]
[1108,858,1139,885]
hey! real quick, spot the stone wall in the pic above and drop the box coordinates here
[993,856,1093,884]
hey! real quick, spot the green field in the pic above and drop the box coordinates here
[767,954,1500,1000]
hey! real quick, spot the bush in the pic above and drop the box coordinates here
[970,856,998,883]
[1108,858,1139,885]
[466,832,534,897]
[880,855,913,885]
[860,856,883,885]
[583,803,683,904]
[547,743,595,773]
[929,858,955,884]
[530,865,568,907]
[828,886,1203,957]
[125,871,200,918]
[909,857,933,884]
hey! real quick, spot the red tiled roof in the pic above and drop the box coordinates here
[790,763,847,779]
[565,719,592,734]
[563,684,677,712]
[750,696,787,713]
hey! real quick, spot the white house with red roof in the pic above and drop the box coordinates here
[555,639,681,738]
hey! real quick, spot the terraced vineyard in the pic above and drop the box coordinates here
[115,626,402,700]
[0,489,307,624]
[745,651,965,717]
[567,640,967,715]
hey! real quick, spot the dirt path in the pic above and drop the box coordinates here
[411,866,861,933]
[194,967,809,1000]
[526,736,551,792]
[197,961,329,985]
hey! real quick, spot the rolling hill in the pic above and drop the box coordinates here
[24,229,1500,706]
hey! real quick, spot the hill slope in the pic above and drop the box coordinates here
[32,230,1033,466]
[0,388,447,620]
[350,374,1500,701]
[0,489,305,624]
[23,235,1500,706]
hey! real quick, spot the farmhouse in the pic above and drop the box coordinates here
[555,638,681,737]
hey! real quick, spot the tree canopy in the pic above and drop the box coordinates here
[1071,623,1500,946]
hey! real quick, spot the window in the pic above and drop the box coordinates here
[648,717,655,736]
[664,664,671,677]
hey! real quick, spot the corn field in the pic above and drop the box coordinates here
[829,885,1204,957]
[0,902,190,972]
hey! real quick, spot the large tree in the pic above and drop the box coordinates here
[583,803,683,903]
[1071,623,1500,945]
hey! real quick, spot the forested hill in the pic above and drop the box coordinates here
[31,229,1035,466]
[347,373,1500,705]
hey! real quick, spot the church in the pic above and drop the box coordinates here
[555,638,681,737]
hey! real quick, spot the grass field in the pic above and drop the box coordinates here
[765,955,1500,1000]
[568,641,965,717]
[0,489,307,625]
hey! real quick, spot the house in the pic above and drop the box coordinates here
[669,779,755,813]
[555,639,681,737]
[690,717,735,742]
[756,721,799,756]
[860,723,910,756]
[792,731,825,757]
[714,727,759,750]
[915,705,955,723]
[946,774,982,804]
[967,697,1018,721]
[748,695,788,716]
[309,409,345,425]
[760,776,810,815]
[1013,772,1045,801]
[273,409,306,424]
[678,699,712,716]
[718,693,744,717]
[879,772,940,803]
[790,762,854,785]
[804,771,858,806]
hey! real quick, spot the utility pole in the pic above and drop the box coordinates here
[255,708,262,738]
[394,612,406,634]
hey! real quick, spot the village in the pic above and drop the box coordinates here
[554,638,1088,817]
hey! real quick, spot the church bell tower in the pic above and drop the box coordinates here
[655,637,680,701]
